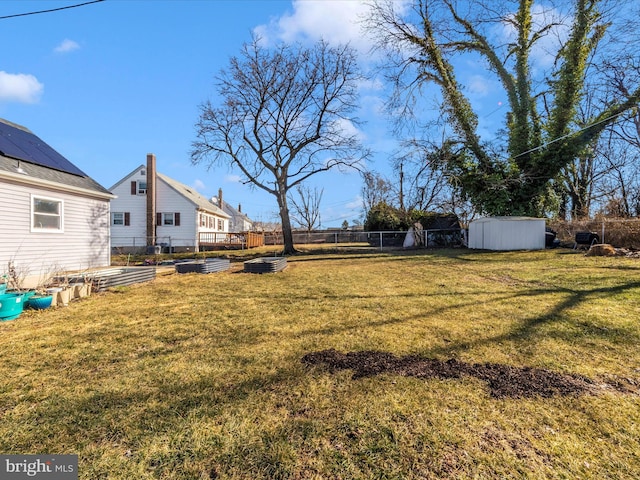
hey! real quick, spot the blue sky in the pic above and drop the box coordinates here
[0,0,403,228]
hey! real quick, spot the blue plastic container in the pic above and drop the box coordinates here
[0,293,25,321]
[0,283,6,294]
[27,295,53,310]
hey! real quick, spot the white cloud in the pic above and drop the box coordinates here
[224,174,242,183]
[255,0,375,54]
[329,118,367,147]
[54,39,80,54]
[498,4,570,70]
[466,74,491,97]
[0,71,44,104]
[346,196,363,210]
[193,179,206,191]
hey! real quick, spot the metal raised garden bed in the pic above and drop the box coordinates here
[243,257,287,274]
[63,267,157,292]
[175,258,231,274]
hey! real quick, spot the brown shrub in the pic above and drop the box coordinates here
[585,244,617,256]
[547,218,640,249]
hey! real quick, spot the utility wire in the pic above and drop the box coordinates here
[513,109,629,158]
[0,0,104,20]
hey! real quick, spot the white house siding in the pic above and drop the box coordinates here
[156,178,198,249]
[109,168,148,249]
[469,217,545,250]
[0,178,110,287]
[110,169,230,252]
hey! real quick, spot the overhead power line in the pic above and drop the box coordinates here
[0,0,104,20]
[514,110,629,159]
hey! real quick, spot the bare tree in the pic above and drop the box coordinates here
[361,170,394,213]
[192,37,369,254]
[595,125,640,217]
[392,139,450,212]
[367,0,640,216]
[290,184,324,233]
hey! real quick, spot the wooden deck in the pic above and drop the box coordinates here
[198,232,264,250]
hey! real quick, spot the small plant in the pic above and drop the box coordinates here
[6,260,28,292]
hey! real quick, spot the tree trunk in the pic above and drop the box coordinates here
[276,183,297,255]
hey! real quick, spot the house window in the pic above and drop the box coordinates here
[31,195,63,232]
[130,180,147,195]
[218,219,224,231]
[112,212,130,226]
[158,212,180,226]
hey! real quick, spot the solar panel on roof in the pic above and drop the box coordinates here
[0,120,87,177]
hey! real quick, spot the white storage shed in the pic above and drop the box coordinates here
[468,216,546,251]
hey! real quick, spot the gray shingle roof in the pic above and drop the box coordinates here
[158,172,230,218]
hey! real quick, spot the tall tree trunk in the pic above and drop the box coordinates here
[276,182,296,255]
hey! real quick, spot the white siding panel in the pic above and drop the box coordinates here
[0,179,110,285]
[156,181,197,248]
[469,217,545,250]
[109,170,148,248]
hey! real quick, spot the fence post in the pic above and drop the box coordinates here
[379,231,383,251]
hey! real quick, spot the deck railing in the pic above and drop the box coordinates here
[198,231,265,249]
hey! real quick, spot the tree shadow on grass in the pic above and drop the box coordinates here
[302,280,640,399]
[424,280,640,356]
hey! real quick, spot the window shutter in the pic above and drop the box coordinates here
[130,181,136,195]
[175,212,180,226]
[156,212,162,226]
[124,212,130,226]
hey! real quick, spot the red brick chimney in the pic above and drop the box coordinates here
[146,153,156,246]
[218,188,223,209]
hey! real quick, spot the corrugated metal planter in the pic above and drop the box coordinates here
[243,257,287,274]
[0,293,25,321]
[175,259,231,274]
[62,267,156,292]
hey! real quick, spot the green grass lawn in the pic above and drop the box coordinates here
[1,249,639,479]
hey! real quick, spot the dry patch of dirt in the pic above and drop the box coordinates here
[302,349,636,399]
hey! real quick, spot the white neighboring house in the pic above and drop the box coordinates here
[211,188,254,232]
[109,154,230,253]
[0,118,114,288]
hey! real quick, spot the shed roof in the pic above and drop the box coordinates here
[472,216,544,223]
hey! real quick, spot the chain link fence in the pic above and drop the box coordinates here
[264,229,463,250]
[112,229,464,254]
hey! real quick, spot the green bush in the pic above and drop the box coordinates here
[364,202,407,231]
[364,202,461,232]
